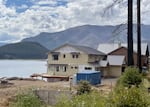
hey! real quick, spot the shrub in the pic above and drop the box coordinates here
[142,72,148,76]
[77,81,91,95]
[107,87,150,107]
[10,91,44,107]
[55,92,106,107]
[146,76,150,82]
[118,67,142,87]
[56,87,150,107]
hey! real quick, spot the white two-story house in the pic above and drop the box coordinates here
[47,43,105,76]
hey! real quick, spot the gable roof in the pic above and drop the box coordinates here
[97,43,148,55]
[107,55,125,66]
[50,43,105,55]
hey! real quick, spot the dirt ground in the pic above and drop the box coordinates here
[0,78,118,107]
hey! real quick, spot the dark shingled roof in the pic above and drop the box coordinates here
[51,43,105,55]
[71,44,105,55]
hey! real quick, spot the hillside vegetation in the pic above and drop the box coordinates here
[0,42,49,59]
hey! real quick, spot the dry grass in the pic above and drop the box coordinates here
[0,80,70,107]
[0,78,117,107]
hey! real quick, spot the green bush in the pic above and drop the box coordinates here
[77,81,91,95]
[55,68,150,107]
[10,91,44,107]
[107,87,150,107]
[146,76,150,82]
[142,72,148,76]
[56,87,150,107]
[118,67,142,87]
[55,92,106,107]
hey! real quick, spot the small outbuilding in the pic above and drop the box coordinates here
[76,70,101,85]
[107,55,126,77]
[100,55,125,77]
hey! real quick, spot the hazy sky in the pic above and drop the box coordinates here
[0,0,149,43]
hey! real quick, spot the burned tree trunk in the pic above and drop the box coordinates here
[137,0,142,72]
[128,0,134,66]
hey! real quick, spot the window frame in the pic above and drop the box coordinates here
[52,54,59,60]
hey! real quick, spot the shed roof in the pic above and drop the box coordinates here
[97,43,148,55]
[107,55,125,66]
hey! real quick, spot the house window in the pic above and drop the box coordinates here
[75,66,78,69]
[63,54,66,58]
[72,54,75,58]
[76,54,79,58]
[102,56,107,60]
[63,66,67,72]
[56,66,59,72]
[85,67,92,70]
[72,54,79,58]
[71,66,78,69]
[52,54,59,60]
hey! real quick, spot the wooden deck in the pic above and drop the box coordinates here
[30,73,69,82]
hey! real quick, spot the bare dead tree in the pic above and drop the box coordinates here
[112,23,127,37]
[103,0,134,66]
[103,0,127,43]
[103,0,125,16]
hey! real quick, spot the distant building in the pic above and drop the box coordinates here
[47,43,149,78]
[98,43,149,67]
[100,55,125,77]
[98,43,149,55]
[47,43,105,76]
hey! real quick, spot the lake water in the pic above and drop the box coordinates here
[0,60,47,78]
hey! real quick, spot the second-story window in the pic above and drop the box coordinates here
[76,54,79,58]
[72,54,79,58]
[63,54,66,58]
[72,54,75,58]
[71,52,80,59]
[52,54,59,60]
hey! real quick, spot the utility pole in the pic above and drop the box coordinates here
[137,0,142,72]
[128,0,134,66]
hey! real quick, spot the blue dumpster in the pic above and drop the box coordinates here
[77,70,101,85]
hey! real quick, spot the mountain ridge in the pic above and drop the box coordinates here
[0,24,149,59]
[22,24,150,50]
[22,25,116,49]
